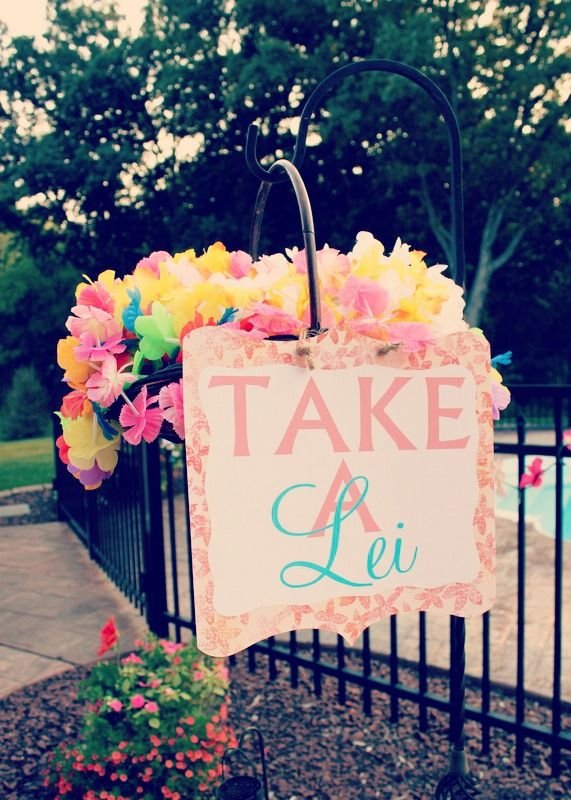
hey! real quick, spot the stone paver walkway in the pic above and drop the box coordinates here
[0,521,148,698]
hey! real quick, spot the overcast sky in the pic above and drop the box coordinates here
[0,0,145,37]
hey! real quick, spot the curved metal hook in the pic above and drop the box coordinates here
[245,58,464,286]
[251,158,323,334]
[221,747,257,781]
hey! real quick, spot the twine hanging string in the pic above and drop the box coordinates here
[296,337,402,370]
[376,342,402,357]
[296,328,315,370]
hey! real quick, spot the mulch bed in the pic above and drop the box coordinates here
[1,650,569,800]
[0,487,57,525]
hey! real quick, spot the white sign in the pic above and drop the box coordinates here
[200,365,479,616]
[183,328,495,657]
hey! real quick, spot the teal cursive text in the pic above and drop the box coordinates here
[271,477,419,589]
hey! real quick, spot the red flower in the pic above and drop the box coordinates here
[179,312,216,342]
[519,457,545,489]
[55,435,70,466]
[98,615,119,656]
[61,389,91,419]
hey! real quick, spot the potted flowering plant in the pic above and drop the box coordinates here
[44,617,236,800]
[55,233,511,489]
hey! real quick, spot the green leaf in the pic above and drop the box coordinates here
[148,716,161,729]
[132,350,145,375]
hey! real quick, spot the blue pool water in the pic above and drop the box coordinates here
[495,457,570,541]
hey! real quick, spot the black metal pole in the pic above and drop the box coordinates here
[434,616,479,798]
[449,616,467,764]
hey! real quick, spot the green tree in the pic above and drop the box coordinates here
[412,0,571,326]
[0,365,50,440]
[0,231,77,393]
[0,0,158,272]
[140,0,570,330]
[0,0,569,382]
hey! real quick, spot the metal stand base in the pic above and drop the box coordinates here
[434,747,480,799]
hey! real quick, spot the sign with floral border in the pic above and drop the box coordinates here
[183,327,495,658]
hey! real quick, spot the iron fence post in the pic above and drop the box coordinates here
[141,440,169,637]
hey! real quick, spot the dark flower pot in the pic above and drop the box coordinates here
[217,775,264,800]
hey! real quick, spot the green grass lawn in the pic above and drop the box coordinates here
[0,437,55,491]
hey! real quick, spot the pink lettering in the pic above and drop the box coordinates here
[426,377,470,449]
[276,377,350,455]
[208,375,270,456]
[310,459,381,538]
[359,377,416,451]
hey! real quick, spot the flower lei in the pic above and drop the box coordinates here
[55,232,510,489]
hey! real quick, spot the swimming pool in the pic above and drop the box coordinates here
[495,456,570,541]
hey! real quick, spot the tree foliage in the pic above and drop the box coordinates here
[0,231,77,392]
[0,0,569,389]
[0,365,50,440]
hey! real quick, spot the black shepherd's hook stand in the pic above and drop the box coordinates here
[244,59,477,799]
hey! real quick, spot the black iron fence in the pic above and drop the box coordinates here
[56,434,167,629]
[54,385,571,775]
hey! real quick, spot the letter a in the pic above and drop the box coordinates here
[310,459,381,538]
[276,377,349,455]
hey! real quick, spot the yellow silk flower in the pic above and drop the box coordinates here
[62,413,121,473]
[194,242,232,277]
[165,282,232,336]
[57,336,96,387]
[127,262,182,310]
